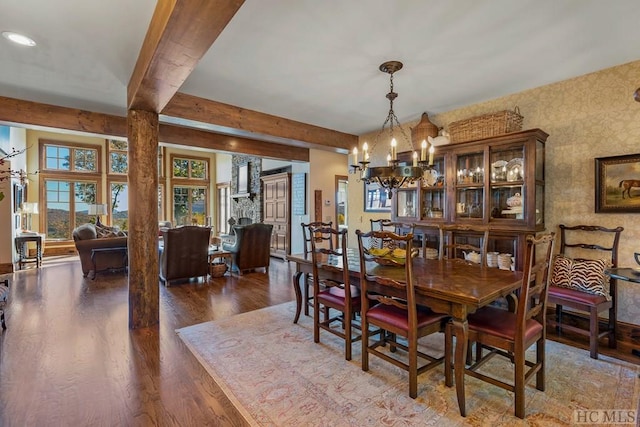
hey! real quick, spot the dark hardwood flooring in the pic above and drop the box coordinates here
[0,255,636,426]
[0,255,296,426]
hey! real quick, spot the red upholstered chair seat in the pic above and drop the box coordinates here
[548,285,609,306]
[368,304,447,332]
[317,285,361,309]
[468,306,543,342]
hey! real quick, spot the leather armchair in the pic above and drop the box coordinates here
[222,223,273,275]
[160,226,211,286]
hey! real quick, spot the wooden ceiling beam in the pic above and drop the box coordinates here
[127,0,244,112]
[0,96,307,161]
[159,124,309,162]
[162,92,356,152]
[0,96,127,137]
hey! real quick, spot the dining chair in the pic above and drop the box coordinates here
[311,226,361,361]
[369,219,415,249]
[547,224,623,359]
[439,224,489,266]
[444,232,555,419]
[301,221,334,317]
[356,229,448,399]
[413,223,441,259]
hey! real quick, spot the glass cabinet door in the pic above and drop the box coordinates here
[489,145,524,221]
[421,155,446,219]
[395,188,418,219]
[455,151,484,220]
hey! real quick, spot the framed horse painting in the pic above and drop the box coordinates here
[595,153,640,213]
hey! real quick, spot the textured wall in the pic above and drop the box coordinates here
[349,60,640,324]
[231,155,262,224]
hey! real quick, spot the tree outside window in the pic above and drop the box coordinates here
[173,186,207,225]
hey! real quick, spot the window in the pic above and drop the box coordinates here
[108,139,128,174]
[43,143,98,172]
[173,186,207,226]
[45,179,97,240]
[110,181,128,230]
[172,156,208,180]
[217,183,230,234]
[40,140,102,241]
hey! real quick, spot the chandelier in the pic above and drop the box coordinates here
[350,61,435,198]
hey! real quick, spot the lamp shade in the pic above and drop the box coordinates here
[22,202,38,214]
[88,204,107,215]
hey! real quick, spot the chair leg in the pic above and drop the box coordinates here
[536,338,545,391]
[303,274,310,316]
[409,334,418,399]
[444,323,453,387]
[555,304,563,334]
[608,305,617,349]
[589,307,599,359]
[1,310,5,330]
[361,316,369,372]
[313,298,320,344]
[344,309,352,361]
[514,348,526,419]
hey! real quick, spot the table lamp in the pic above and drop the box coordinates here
[20,202,38,233]
[88,203,107,226]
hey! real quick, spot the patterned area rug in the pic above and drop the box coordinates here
[176,302,639,426]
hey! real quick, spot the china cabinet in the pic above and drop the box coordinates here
[392,129,548,270]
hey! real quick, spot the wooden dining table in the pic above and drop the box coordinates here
[286,249,523,417]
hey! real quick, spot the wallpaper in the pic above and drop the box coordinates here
[351,60,640,324]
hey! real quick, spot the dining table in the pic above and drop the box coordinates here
[286,249,523,417]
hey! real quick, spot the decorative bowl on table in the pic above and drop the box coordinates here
[370,247,419,266]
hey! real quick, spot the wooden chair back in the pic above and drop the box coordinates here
[369,219,415,249]
[547,224,624,359]
[439,224,489,266]
[301,221,333,256]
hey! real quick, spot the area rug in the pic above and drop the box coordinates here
[176,302,639,426]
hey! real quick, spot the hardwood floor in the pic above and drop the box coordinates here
[0,255,296,426]
[1,256,637,426]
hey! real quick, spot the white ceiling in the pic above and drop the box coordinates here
[2,0,640,138]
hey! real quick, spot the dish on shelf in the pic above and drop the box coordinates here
[491,160,508,181]
[422,168,438,186]
[506,158,523,182]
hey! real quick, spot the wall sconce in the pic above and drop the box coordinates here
[88,204,107,226]
[21,202,38,233]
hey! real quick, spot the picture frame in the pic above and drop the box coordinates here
[595,153,640,213]
[13,183,23,213]
[364,181,391,212]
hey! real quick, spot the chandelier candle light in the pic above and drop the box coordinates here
[350,61,437,198]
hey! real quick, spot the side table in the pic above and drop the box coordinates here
[606,267,640,358]
[15,233,44,270]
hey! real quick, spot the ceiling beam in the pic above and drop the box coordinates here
[162,93,357,152]
[127,0,244,112]
[0,96,308,161]
[0,96,127,137]
[159,124,309,162]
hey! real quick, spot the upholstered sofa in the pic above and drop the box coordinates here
[222,223,273,275]
[73,223,128,277]
[159,226,211,286]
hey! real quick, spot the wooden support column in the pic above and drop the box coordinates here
[127,109,160,329]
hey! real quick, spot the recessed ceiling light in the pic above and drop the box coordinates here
[2,31,36,47]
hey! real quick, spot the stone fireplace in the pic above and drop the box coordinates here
[231,155,262,224]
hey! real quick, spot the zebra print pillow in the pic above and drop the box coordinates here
[550,254,611,300]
